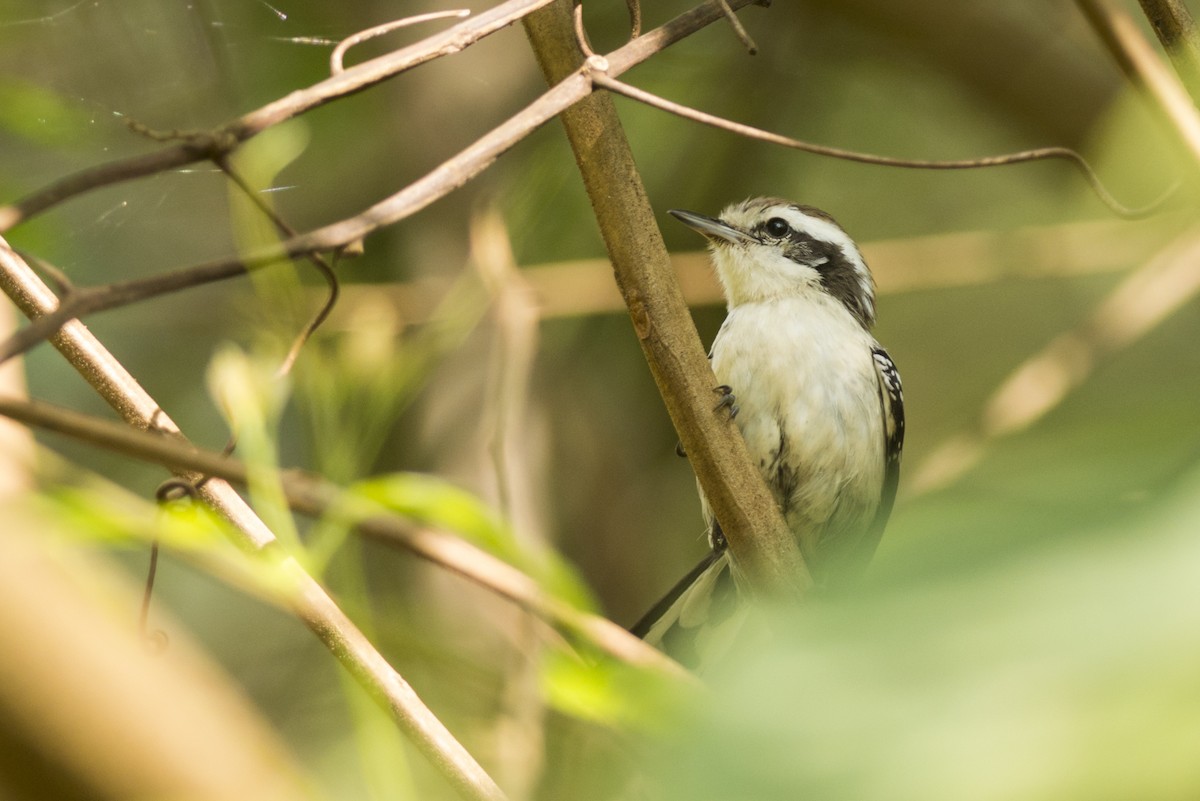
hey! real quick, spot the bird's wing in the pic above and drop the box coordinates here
[865,346,905,550]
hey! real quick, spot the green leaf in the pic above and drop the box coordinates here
[340,472,596,611]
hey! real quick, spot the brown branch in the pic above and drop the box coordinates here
[1078,0,1200,173]
[593,74,1175,219]
[330,10,472,75]
[0,241,506,801]
[0,0,557,232]
[1136,0,1200,96]
[0,247,282,363]
[625,0,642,39]
[524,0,812,600]
[715,0,758,54]
[0,392,693,682]
[0,0,775,364]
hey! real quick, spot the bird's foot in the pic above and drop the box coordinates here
[713,385,739,419]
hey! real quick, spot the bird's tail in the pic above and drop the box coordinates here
[630,548,747,670]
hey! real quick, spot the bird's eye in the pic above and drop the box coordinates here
[764,217,790,237]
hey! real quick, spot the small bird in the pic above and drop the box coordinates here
[632,197,904,667]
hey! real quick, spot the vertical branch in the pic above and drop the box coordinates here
[471,210,547,796]
[1078,0,1200,173]
[1136,0,1200,96]
[522,0,811,599]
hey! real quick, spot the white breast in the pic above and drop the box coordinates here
[707,292,885,576]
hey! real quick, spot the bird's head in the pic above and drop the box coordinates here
[670,197,876,328]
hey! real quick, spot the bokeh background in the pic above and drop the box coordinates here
[2,0,1199,799]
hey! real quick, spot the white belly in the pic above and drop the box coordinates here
[707,295,885,576]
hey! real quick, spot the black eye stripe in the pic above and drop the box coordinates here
[751,216,851,275]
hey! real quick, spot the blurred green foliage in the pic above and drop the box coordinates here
[653,459,1200,801]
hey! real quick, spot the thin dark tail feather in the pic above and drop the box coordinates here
[629,548,725,638]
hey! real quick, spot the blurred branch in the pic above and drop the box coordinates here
[593,74,1172,218]
[0,0,784,365]
[334,214,1177,329]
[0,241,506,801]
[471,210,540,532]
[524,0,812,600]
[0,393,694,683]
[470,210,547,795]
[908,224,1200,496]
[1078,0,1200,173]
[1136,0,1200,96]
[0,303,33,500]
[0,522,313,801]
[0,0,556,232]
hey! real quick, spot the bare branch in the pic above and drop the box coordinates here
[716,0,758,54]
[0,0,557,232]
[0,392,693,682]
[626,0,642,39]
[1136,0,1200,96]
[525,0,812,600]
[593,74,1176,219]
[572,3,599,59]
[0,246,278,363]
[331,10,472,75]
[0,0,773,364]
[1078,0,1200,173]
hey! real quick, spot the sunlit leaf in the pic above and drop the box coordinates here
[540,647,690,731]
[339,471,595,610]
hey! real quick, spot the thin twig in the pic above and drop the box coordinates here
[215,158,339,377]
[0,0,557,232]
[331,10,471,75]
[626,0,642,38]
[572,3,597,58]
[715,0,757,54]
[592,73,1176,219]
[137,539,168,652]
[0,392,693,681]
[0,247,285,363]
[0,0,771,364]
